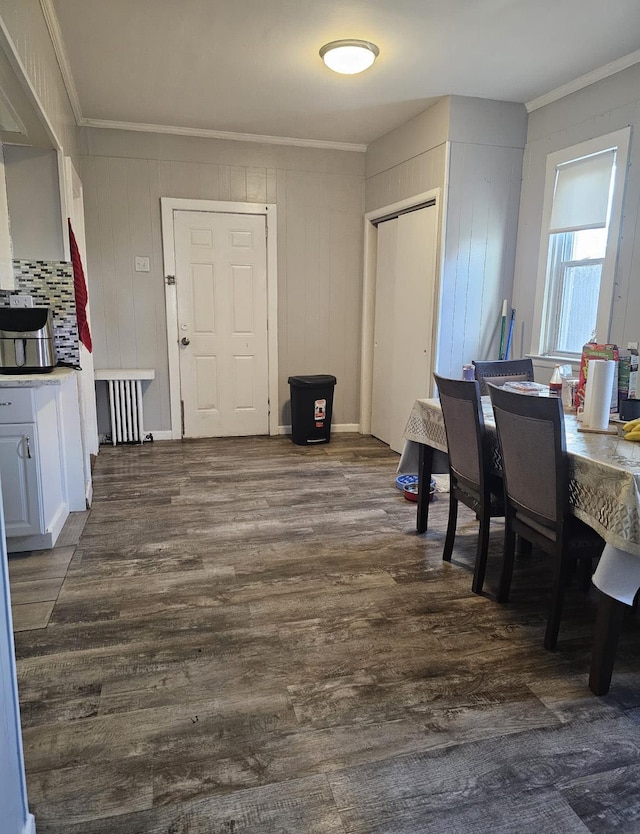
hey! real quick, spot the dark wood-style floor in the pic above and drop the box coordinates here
[10,434,640,833]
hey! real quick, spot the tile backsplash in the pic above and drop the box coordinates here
[0,260,80,365]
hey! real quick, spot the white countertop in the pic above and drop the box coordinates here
[0,367,77,387]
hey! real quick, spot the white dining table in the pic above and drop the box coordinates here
[402,396,640,695]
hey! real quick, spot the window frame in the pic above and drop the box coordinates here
[531,127,631,358]
[546,233,605,354]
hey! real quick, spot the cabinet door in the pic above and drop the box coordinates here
[0,424,40,536]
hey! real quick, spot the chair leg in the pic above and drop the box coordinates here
[589,591,627,695]
[443,494,458,562]
[497,524,517,603]
[472,509,491,595]
[517,537,532,558]
[545,556,570,651]
[577,557,594,593]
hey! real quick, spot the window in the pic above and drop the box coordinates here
[532,128,630,357]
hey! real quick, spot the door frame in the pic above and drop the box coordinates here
[359,188,443,434]
[161,198,279,439]
[65,155,98,505]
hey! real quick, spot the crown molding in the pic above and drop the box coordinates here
[78,118,368,152]
[39,0,83,124]
[37,0,364,153]
[526,49,640,113]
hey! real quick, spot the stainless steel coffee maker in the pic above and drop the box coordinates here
[0,307,57,373]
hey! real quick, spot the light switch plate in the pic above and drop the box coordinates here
[134,256,150,272]
[9,294,33,308]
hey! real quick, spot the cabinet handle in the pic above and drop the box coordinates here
[25,435,32,459]
[0,402,11,407]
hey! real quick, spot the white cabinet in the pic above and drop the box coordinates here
[0,371,83,552]
[0,423,39,536]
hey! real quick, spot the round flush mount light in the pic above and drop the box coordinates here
[319,39,379,75]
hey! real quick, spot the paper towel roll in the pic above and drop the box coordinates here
[581,360,596,425]
[587,359,615,430]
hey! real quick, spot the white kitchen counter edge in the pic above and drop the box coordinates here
[0,367,77,386]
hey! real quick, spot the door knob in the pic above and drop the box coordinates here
[181,337,190,346]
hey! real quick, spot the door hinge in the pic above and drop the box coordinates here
[180,400,185,436]
[166,275,176,285]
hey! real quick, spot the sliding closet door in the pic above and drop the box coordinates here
[371,218,398,445]
[371,205,438,454]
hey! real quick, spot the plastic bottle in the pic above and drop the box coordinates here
[549,365,563,395]
[462,364,474,381]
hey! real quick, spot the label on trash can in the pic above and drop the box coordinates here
[314,398,326,425]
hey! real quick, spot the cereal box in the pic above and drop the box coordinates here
[576,342,619,414]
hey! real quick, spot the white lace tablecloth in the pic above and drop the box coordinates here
[404,397,640,559]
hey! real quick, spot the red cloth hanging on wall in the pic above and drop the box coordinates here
[69,219,92,353]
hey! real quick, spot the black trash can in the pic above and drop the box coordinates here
[288,374,337,445]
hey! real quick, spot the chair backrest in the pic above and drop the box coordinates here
[434,373,487,493]
[488,384,566,530]
[473,358,534,396]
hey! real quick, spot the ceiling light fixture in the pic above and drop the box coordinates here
[319,39,379,75]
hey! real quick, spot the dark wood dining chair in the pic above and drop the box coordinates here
[488,384,605,650]
[472,358,534,396]
[434,373,504,594]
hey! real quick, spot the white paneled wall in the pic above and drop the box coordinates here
[513,63,640,355]
[0,0,78,158]
[281,168,363,425]
[439,141,525,375]
[365,143,447,213]
[4,146,65,261]
[79,129,365,431]
[365,96,527,382]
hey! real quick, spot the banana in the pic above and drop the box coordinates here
[623,428,640,441]
[623,417,640,432]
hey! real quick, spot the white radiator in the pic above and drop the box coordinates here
[108,379,144,444]
[95,369,155,446]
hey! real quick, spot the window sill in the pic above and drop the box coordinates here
[526,353,581,367]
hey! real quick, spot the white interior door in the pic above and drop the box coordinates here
[174,210,269,438]
[371,205,438,454]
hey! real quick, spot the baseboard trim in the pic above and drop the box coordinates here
[146,430,173,441]
[277,423,361,436]
[98,430,174,445]
[22,813,36,834]
[101,427,362,442]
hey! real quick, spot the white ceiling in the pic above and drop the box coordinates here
[51,0,640,147]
